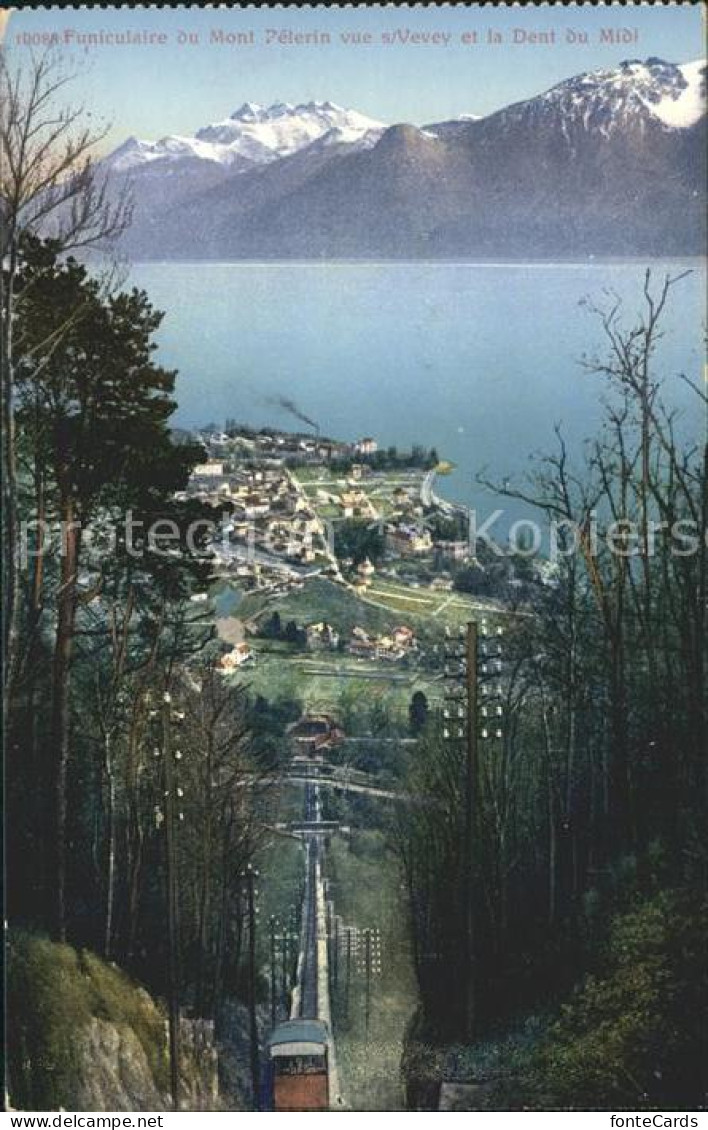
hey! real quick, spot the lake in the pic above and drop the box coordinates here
[130,260,706,528]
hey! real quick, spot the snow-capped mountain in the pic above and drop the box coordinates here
[107,59,706,260]
[579,57,705,129]
[492,56,706,137]
[106,100,385,172]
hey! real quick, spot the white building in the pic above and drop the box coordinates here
[219,643,254,670]
[193,460,225,477]
[355,437,378,456]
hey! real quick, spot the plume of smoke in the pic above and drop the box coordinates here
[268,394,320,435]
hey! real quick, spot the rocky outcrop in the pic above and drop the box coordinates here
[74,1015,219,1111]
[74,1016,165,1111]
[7,933,220,1112]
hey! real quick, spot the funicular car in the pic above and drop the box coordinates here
[267,1018,330,1111]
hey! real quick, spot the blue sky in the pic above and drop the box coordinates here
[6,5,705,152]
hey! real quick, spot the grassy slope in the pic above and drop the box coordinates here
[324,817,418,1111]
[230,577,441,718]
[239,574,504,642]
[238,577,400,636]
[229,550,509,711]
[242,646,436,722]
[256,785,307,984]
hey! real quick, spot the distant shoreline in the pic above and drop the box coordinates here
[127,256,706,268]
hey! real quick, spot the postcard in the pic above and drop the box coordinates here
[2,2,706,1117]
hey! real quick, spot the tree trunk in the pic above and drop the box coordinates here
[195,734,214,1016]
[211,822,234,1022]
[103,733,117,958]
[2,237,21,720]
[547,768,557,927]
[49,485,81,941]
[125,830,144,966]
[18,445,48,918]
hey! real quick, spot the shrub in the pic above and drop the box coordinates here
[526,891,708,1108]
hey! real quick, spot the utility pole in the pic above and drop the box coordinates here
[288,903,298,946]
[326,896,333,979]
[360,927,381,1036]
[441,620,504,1042]
[463,622,478,1043]
[161,690,183,1111]
[345,926,353,1015]
[281,927,289,1008]
[332,915,339,990]
[269,916,278,1027]
[364,929,372,1034]
[242,863,260,1107]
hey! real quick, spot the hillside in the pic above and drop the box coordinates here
[6,933,219,1112]
[403,888,708,1111]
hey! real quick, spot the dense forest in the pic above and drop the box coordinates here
[398,272,708,1108]
[1,54,282,1108]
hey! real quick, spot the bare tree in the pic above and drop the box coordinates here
[398,273,706,1050]
[175,665,274,1018]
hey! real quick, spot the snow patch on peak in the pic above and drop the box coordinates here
[104,136,167,170]
[557,57,705,130]
[268,101,296,117]
[500,57,707,138]
[304,123,385,153]
[649,59,706,128]
[189,99,386,164]
[105,99,386,174]
[231,101,265,121]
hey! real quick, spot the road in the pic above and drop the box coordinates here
[421,468,468,517]
[212,540,321,579]
[342,736,418,746]
[420,469,437,509]
[296,662,414,684]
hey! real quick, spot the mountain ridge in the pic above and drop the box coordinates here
[105,57,707,260]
